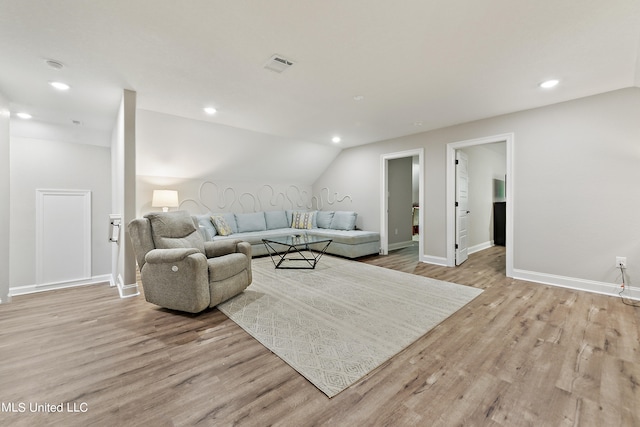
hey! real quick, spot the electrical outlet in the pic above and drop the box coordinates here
[616,256,627,268]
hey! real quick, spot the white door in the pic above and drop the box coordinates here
[36,190,92,284]
[455,151,469,265]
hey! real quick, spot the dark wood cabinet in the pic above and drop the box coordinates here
[493,202,506,246]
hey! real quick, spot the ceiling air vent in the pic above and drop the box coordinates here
[264,54,295,73]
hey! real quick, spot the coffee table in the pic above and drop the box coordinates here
[262,235,332,269]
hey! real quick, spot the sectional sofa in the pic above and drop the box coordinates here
[194,210,380,259]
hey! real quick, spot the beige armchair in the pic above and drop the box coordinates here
[128,210,252,313]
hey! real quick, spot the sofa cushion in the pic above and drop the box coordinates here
[292,211,314,229]
[194,212,217,238]
[235,212,267,233]
[308,229,379,245]
[265,210,289,230]
[330,211,357,230]
[146,211,205,254]
[211,215,233,236]
[212,228,299,245]
[315,211,335,229]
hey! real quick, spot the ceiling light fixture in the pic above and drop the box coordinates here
[539,79,559,89]
[204,107,217,115]
[332,136,341,143]
[353,95,364,101]
[49,81,70,91]
[16,112,32,119]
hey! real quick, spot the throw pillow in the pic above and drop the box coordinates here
[264,210,289,230]
[291,211,314,229]
[330,211,357,230]
[235,212,267,233]
[315,211,335,229]
[194,212,217,239]
[211,215,233,236]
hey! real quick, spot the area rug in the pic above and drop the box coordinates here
[217,255,483,397]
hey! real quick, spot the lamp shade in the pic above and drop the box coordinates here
[152,190,179,212]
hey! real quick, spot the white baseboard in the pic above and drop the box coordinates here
[420,255,448,266]
[0,295,12,304]
[9,274,113,297]
[513,269,640,301]
[468,241,494,255]
[116,274,140,298]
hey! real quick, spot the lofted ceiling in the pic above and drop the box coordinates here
[1,0,639,148]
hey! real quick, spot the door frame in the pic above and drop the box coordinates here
[446,133,514,277]
[380,148,424,258]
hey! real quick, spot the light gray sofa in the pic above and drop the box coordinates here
[194,210,380,259]
[128,210,252,313]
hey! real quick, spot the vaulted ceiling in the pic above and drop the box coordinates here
[1,0,639,148]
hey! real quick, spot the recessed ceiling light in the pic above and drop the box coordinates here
[49,81,70,91]
[332,136,341,143]
[539,79,559,89]
[353,95,364,101]
[16,112,32,119]
[204,107,217,115]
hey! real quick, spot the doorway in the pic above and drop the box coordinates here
[446,133,514,277]
[380,148,424,260]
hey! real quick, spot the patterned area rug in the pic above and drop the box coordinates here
[218,255,483,397]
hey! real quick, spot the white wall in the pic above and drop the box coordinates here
[313,87,640,296]
[0,92,9,303]
[9,135,112,290]
[135,109,344,217]
[136,109,341,184]
[111,90,137,295]
[137,177,315,217]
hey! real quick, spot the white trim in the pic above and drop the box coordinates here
[116,274,140,298]
[380,148,424,259]
[446,133,514,277]
[388,241,416,251]
[468,241,494,255]
[513,269,640,301]
[9,274,112,297]
[421,255,448,266]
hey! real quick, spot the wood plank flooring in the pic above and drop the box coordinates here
[1,245,639,426]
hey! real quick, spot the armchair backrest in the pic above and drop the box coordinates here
[128,211,205,269]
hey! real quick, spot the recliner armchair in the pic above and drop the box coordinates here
[128,210,252,313]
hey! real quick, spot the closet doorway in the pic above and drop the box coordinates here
[380,148,424,260]
[446,133,514,277]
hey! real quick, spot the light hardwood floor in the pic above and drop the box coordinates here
[1,245,639,426]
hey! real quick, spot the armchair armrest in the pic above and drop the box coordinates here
[204,239,251,258]
[140,248,210,313]
[145,248,201,264]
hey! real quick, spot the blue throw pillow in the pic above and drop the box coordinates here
[194,212,217,238]
[235,212,267,233]
[330,211,357,230]
[315,211,335,229]
[265,211,289,230]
